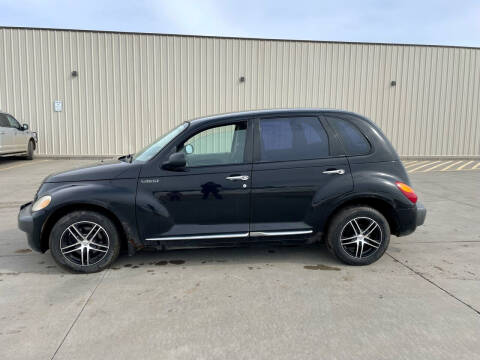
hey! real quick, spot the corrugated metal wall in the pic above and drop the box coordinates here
[0,27,479,157]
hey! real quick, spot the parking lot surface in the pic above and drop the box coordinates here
[403,159,480,173]
[0,158,479,360]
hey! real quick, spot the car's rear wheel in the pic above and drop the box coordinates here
[326,206,390,265]
[49,211,121,273]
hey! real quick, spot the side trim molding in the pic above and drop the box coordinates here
[145,232,249,241]
[145,229,313,241]
[249,230,313,237]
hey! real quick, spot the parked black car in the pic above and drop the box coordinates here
[18,109,426,273]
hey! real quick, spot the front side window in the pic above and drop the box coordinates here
[7,115,21,129]
[258,116,329,162]
[328,116,371,155]
[181,122,247,167]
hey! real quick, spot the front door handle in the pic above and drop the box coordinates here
[322,169,345,175]
[226,175,249,181]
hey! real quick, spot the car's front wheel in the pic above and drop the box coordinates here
[49,211,121,273]
[25,140,34,160]
[326,206,390,265]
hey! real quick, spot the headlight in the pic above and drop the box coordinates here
[32,195,51,212]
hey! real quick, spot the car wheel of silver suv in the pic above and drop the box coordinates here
[24,140,34,160]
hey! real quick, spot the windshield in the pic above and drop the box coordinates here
[133,123,189,162]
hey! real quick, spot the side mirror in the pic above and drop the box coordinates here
[22,123,29,131]
[162,152,186,171]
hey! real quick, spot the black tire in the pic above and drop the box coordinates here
[49,211,121,273]
[24,140,34,160]
[326,206,390,266]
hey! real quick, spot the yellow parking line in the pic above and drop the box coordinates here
[404,161,424,169]
[402,161,416,165]
[471,162,480,170]
[422,161,452,172]
[408,161,440,173]
[0,159,49,172]
[457,160,474,170]
[440,160,463,171]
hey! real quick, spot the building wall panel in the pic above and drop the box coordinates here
[0,27,478,157]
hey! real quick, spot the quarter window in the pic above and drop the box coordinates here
[181,122,247,167]
[258,117,329,162]
[328,117,371,155]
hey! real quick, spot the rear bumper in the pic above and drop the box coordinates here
[18,202,48,253]
[396,202,426,237]
[416,202,426,227]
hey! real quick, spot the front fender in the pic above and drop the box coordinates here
[38,179,141,248]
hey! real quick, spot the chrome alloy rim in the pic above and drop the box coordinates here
[340,217,383,258]
[60,221,110,266]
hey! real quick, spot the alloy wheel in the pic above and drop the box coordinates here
[340,217,383,259]
[60,221,110,266]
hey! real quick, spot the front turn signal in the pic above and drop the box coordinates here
[32,195,51,212]
[396,182,418,204]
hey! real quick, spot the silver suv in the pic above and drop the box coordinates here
[0,111,37,160]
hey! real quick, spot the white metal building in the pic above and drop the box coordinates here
[0,26,479,158]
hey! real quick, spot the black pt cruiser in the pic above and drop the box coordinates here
[18,109,426,273]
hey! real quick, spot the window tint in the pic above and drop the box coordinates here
[7,115,21,129]
[0,114,9,127]
[182,122,247,167]
[329,117,371,155]
[258,117,329,162]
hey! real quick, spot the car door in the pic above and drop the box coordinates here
[250,114,353,236]
[6,115,27,152]
[136,119,253,245]
[0,114,16,154]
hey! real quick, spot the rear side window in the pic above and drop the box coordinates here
[328,117,371,155]
[258,116,329,162]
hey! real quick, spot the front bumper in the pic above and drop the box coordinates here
[18,202,48,252]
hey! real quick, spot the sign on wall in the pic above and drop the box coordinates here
[54,100,63,112]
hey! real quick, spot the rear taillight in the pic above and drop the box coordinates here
[396,182,418,204]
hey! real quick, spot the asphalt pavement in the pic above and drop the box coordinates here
[0,158,479,360]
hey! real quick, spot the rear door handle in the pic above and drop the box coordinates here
[226,175,249,181]
[322,169,345,175]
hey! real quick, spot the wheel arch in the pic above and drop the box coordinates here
[40,203,129,252]
[324,196,400,236]
[28,138,36,149]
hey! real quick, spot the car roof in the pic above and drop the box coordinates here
[188,108,363,125]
